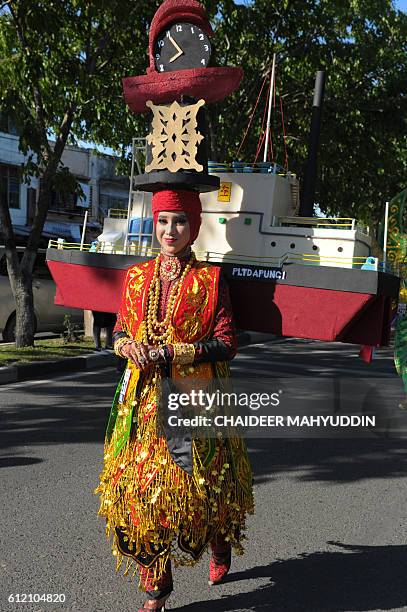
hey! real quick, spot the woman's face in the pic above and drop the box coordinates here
[156,211,191,255]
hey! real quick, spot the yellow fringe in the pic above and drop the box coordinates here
[94,364,254,590]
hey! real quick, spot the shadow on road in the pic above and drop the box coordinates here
[0,375,116,450]
[176,541,407,611]
[1,374,407,484]
[232,339,398,378]
[0,455,43,468]
[248,437,407,484]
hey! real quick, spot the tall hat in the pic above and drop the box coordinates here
[121,0,243,194]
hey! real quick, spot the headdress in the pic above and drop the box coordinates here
[152,189,202,244]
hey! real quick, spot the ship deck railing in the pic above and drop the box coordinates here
[107,208,128,219]
[47,239,395,272]
[275,216,369,233]
[207,161,292,176]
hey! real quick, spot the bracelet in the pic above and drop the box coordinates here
[114,337,133,358]
[172,342,195,365]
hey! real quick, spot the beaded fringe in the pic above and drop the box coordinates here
[94,368,254,591]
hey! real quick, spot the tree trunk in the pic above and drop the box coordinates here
[0,89,75,346]
[0,163,55,347]
[14,271,36,348]
[13,174,53,346]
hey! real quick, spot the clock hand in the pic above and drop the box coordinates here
[168,33,184,63]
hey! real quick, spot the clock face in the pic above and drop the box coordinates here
[154,22,211,72]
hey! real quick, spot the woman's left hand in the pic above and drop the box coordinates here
[135,344,166,371]
[145,345,167,367]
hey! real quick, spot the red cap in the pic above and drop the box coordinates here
[152,189,202,244]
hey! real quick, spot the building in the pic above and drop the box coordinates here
[0,119,129,246]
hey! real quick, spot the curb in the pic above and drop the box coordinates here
[0,332,283,385]
[0,351,117,385]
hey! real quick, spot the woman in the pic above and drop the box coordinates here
[95,189,253,611]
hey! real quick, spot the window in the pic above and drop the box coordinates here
[49,181,90,214]
[99,193,128,217]
[0,114,18,135]
[33,251,51,279]
[0,164,20,209]
[0,250,50,279]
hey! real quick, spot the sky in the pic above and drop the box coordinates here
[234,0,407,9]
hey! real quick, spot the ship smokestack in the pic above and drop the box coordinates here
[299,70,326,217]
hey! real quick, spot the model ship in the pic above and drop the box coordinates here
[46,0,399,350]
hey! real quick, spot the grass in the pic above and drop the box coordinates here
[0,337,97,366]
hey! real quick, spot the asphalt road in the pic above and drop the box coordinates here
[1,339,407,612]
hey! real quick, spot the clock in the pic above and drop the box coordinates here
[154,22,211,72]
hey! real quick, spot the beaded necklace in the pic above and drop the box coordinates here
[142,252,195,345]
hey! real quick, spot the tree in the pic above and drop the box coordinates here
[207,0,407,229]
[0,0,153,346]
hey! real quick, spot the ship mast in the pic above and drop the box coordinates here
[263,54,276,163]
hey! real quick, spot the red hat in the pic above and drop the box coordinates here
[152,189,202,244]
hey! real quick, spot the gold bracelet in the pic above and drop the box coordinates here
[114,337,133,358]
[172,342,195,365]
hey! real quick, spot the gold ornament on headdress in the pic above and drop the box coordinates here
[145,99,205,173]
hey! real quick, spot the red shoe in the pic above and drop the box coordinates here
[208,545,232,586]
[138,562,172,609]
[137,597,167,611]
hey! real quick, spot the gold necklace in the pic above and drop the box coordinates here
[142,253,195,345]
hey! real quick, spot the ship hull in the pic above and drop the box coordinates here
[46,249,399,346]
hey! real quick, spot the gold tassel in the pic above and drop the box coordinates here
[94,360,254,589]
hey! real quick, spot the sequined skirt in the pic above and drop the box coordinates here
[94,367,254,589]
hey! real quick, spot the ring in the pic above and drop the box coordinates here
[148,349,160,362]
[138,354,147,364]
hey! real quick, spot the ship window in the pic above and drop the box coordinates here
[270,241,276,247]
[338,246,343,252]
[290,243,295,249]
[312,245,318,251]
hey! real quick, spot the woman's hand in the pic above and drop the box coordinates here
[121,342,166,371]
[121,341,150,370]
